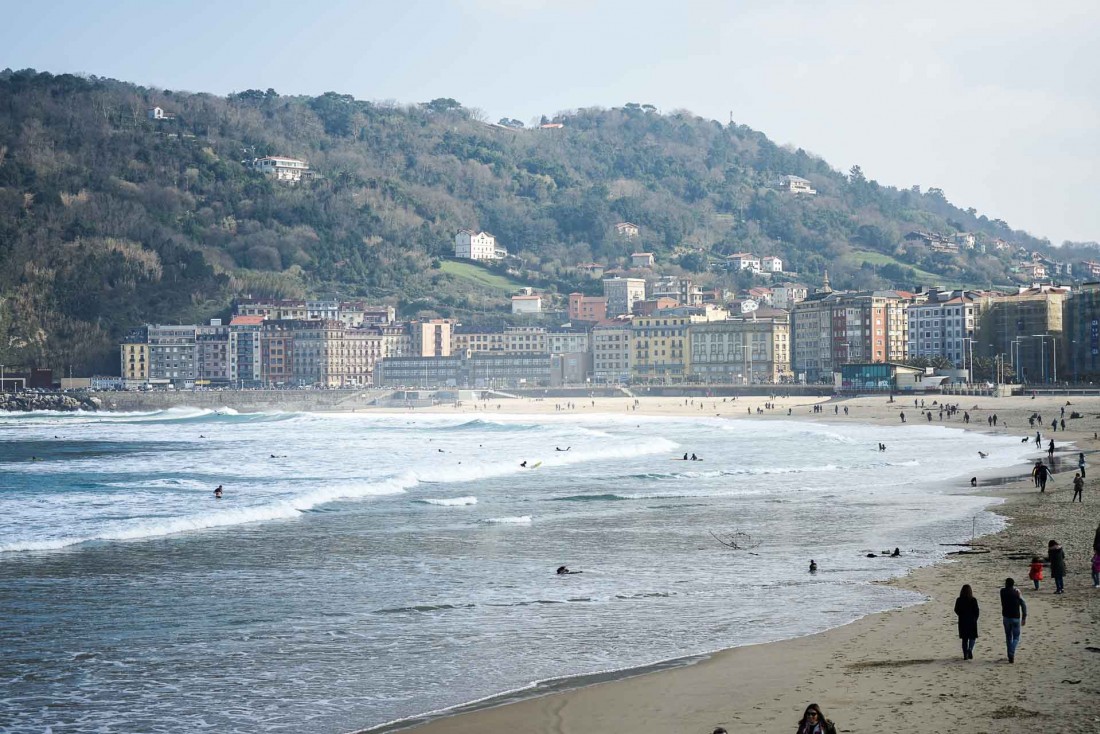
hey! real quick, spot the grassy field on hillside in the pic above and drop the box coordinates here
[842,249,963,287]
[439,260,529,292]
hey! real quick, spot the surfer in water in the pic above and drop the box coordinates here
[691,453,699,461]
[556,566,582,575]
[520,461,528,468]
[556,447,571,452]
[214,485,223,499]
[809,560,818,573]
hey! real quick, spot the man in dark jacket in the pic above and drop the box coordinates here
[1035,461,1050,493]
[999,578,1027,663]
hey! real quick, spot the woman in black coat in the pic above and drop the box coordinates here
[953,584,980,659]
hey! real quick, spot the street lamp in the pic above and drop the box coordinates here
[1031,334,1056,384]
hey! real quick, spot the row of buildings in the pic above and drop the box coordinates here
[114,279,1100,390]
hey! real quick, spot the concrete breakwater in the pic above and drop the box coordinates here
[91,389,392,413]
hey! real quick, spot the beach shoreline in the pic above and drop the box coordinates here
[354,395,1100,734]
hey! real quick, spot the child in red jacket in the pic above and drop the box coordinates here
[1028,556,1044,590]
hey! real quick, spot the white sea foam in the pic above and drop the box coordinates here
[481,515,532,524]
[420,496,478,506]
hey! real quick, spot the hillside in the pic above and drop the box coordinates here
[0,68,1072,373]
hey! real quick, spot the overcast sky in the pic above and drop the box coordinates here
[3,0,1097,245]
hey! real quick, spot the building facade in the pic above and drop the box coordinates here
[251,156,310,182]
[454,230,506,260]
[979,285,1069,384]
[906,290,984,369]
[688,311,791,384]
[603,277,646,317]
[592,322,632,384]
[568,293,608,322]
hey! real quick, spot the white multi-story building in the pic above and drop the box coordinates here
[454,230,507,261]
[511,295,542,314]
[780,175,816,195]
[547,330,590,355]
[761,256,783,273]
[251,156,310,182]
[602,277,647,317]
[906,290,983,369]
[772,283,808,310]
[726,253,761,271]
[592,322,632,383]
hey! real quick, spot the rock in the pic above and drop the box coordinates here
[0,391,100,412]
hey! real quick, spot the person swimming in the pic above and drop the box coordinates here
[556,566,582,575]
[213,485,223,499]
[556,447,571,451]
[891,547,901,557]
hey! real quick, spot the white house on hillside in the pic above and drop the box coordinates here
[251,156,310,182]
[779,175,816,195]
[454,230,507,261]
[615,222,640,238]
[726,253,761,271]
[761,256,783,273]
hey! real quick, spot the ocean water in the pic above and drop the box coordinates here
[0,408,1029,733]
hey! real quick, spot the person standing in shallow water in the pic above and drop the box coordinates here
[954,584,979,660]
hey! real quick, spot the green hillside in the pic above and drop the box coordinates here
[0,68,1075,373]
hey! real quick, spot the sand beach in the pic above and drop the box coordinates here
[378,394,1100,734]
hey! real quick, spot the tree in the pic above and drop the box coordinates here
[421,97,463,114]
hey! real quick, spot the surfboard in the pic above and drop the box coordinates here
[531,461,542,469]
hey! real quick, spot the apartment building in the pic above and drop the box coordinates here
[452,326,548,354]
[195,321,231,385]
[772,283,808,311]
[979,285,1069,384]
[906,290,985,368]
[689,309,791,384]
[147,324,198,386]
[792,290,912,381]
[411,319,453,357]
[592,321,632,384]
[651,276,704,307]
[631,307,724,382]
[602,277,646,317]
[120,341,150,384]
[1063,283,1100,381]
[568,293,608,322]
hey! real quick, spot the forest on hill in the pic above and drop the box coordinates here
[0,68,1075,373]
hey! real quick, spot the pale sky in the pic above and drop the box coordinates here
[3,0,1097,245]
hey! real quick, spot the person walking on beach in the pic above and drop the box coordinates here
[1078,452,1087,478]
[1072,473,1084,502]
[1032,461,1041,487]
[1091,551,1100,588]
[1035,431,1042,447]
[999,578,1027,663]
[1048,439,1056,458]
[1035,461,1050,493]
[900,411,906,423]
[795,703,836,734]
[1029,556,1044,590]
[1048,540,1066,594]
[954,584,980,660]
